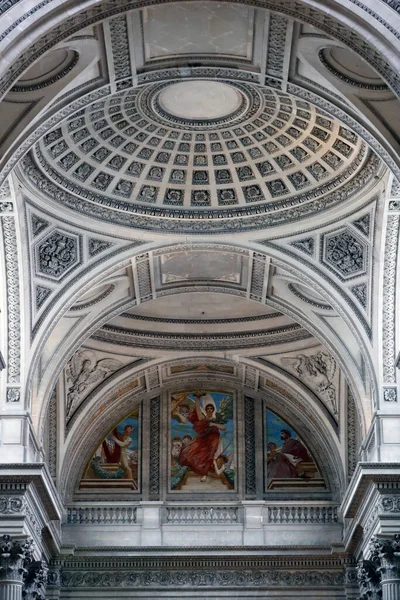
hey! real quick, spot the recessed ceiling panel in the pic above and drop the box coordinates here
[142,3,254,62]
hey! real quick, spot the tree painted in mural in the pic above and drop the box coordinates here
[170,391,235,492]
[266,410,324,490]
[81,408,140,491]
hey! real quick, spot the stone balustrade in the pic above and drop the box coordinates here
[165,505,239,524]
[67,505,137,524]
[267,504,339,524]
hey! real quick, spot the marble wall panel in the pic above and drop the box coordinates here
[142,3,254,61]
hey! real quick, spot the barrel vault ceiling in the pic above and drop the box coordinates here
[0,0,399,473]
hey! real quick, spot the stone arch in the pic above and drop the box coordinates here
[60,356,345,503]
[33,239,373,446]
[1,0,400,181]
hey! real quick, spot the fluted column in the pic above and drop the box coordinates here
[0,535,33,600]
[370,535,400,600]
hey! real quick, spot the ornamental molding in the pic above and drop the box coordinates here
[59,568,344,588]
[382,215,399,384]
[1,215,21,385]
[21,140,377,234]
[0,0,399,105]
[92,322,312,350]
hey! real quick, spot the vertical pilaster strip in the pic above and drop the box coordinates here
[149,396,160,500]
[382,215,399,384]
[47,388,57,481]
[265,14,288,78]
[2,216,20,386]
[109,15,132,81]
[244,396,256,497]
[347,387,357,479]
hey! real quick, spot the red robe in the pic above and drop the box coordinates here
[179,409,220,476]
[102,428,121,463]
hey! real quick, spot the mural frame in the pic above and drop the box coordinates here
[263,402,325,494]
[166,388,239,498]
[79,403,142,495]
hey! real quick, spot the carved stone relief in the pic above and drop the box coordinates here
[65,350,123,420]
[280,350,338,415]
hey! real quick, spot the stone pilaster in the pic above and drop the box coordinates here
[343,556,360,599]
[46,559,61,599]
[0,535,33,600]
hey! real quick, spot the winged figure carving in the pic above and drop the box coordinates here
[281,351,338,414]
[66,350,122,417]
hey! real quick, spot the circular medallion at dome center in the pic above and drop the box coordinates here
[158,81,243,121]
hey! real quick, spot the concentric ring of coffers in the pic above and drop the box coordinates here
[23,77,376,233]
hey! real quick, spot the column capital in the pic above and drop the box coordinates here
[356,559,382,599]
[369,535,400,582]
[0,535,34,583]
[22,560,48,600]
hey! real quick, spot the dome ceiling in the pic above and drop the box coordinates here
[23,78,373,234]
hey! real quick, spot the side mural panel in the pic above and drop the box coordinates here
[80,408,140,491]
[265,409,324,490]
[170,391,235,492]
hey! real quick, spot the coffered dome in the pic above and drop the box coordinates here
[23,77,374,234]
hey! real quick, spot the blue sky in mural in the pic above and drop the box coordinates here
[171,391,234,455]
[266,409,301,448]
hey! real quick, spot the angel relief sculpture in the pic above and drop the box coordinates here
[281,351,338,414]
[66,350,122,418]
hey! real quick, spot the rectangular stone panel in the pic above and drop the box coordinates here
[142,2,254,61]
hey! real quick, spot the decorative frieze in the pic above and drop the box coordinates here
[2,217,20,385]
[382,216,399,384]
[60,568,344,588]
[0,496,25,514]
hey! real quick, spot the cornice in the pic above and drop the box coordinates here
[0,463,63,521]
[341,463,400,519]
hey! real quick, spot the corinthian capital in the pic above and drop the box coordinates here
[357,560,382,599]
[22,560,48,599]
[0,535,34,582]
[369,535,400,582]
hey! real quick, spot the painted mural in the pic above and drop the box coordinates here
[266,409,324,489]
[80,408,140,491]
[170,391,235,492]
